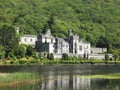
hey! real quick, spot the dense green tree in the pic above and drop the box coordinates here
[26,45,34,56]
[105,54,110,61]
[110,49,120,60]
[62,53,69,60]
[14,44,26,59]
[48,53,54,60]
[0,0,120,50]
[0,25,19,57]
[0,44,5,59]
[113,52,119,60]
[97,35,107,48]
[96,35,113,51]
[8,50,15,59]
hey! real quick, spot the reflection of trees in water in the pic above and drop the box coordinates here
[91,79,120,90]
[91,79,109,90]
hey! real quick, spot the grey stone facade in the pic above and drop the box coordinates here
[54,37,69,54]
[36,29,91,57]
[19,29,110,59]
[67,30,91,56]
[19,35,37,48]
[36,29,55,53]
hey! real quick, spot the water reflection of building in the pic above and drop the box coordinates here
[73,76,91,90]
[41,74,91,90]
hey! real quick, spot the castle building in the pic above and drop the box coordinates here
[19,35,37,48]
[67,30,90,56]
[36,29,55,53]
[54,37,69,54]
[19,29,109,59]
[36,29,91,58]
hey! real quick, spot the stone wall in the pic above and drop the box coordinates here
[19,35,37,48]
[91,48,107,54]
[89,54,105,60]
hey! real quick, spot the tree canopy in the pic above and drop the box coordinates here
[0,0,120,50]
[0,25,19,57]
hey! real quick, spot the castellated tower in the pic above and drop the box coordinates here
[36,29,55,53]
[68,29,73,36]
[68,30,79,54]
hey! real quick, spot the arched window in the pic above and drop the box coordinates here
[30,39,33,42]
[24,38,27,42]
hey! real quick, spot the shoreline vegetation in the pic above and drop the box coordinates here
[0,72,41,87]
[80,73,120,79]
[0,72,120,87]
[0,58,120,66]
[0,48,119,65]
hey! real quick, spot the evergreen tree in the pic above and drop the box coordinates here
[105,54,109,61]
[62,53,69,60]
[0,44,5,59]
[0,25,19,57]
[49,53,54,60]
[14,45,26,59]
[26,45,34,56]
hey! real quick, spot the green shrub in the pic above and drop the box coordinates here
[10,60,14,64]
[62,53,69,60]
[15,45,26,59]
[105,54,110,61]
[0,44,5,59]
[29,60,39,64]
[19,60,27,64]
[48,53,54,60]
[26,45,34,56]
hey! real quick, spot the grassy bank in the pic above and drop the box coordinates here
[0,59,120,65]
[80,73,120,79]
[0,72,41,87]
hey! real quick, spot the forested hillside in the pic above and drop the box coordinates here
[0,0,120,50]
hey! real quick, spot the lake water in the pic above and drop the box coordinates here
[0,65,120,90]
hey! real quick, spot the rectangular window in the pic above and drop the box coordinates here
[24,38,27,42]
[66,45,68,48]
[62,44,65,47]
[30,39,33,42]
[87,45,89,48]
[79,45,82,50]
